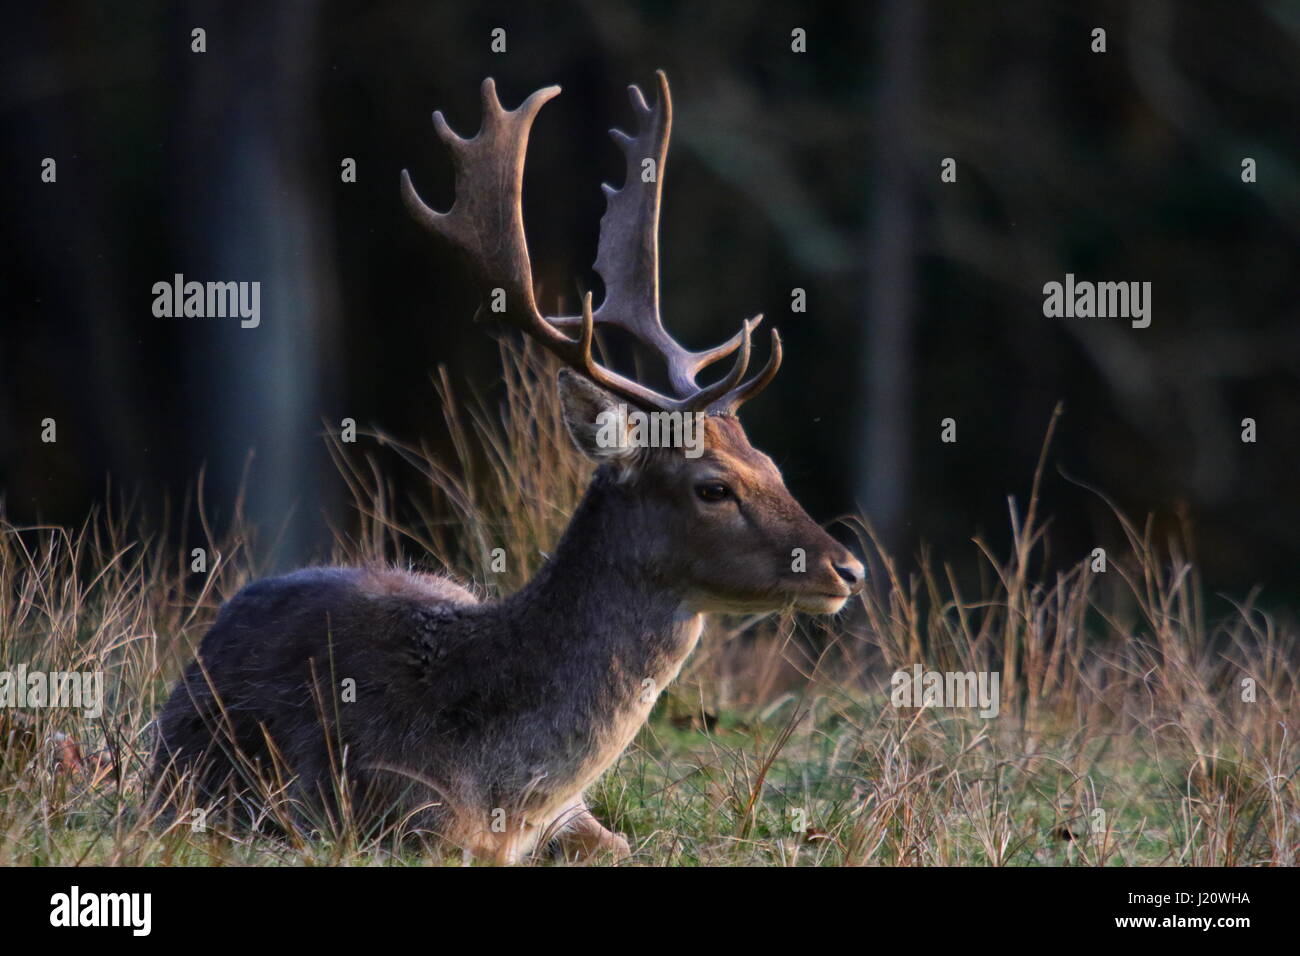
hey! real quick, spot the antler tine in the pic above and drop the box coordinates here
[689,315,758,409]
[552,309,758,398]
[549,70,760,402]
[401,79,562,325]
[566,290,694,411]
[710,328,784,414]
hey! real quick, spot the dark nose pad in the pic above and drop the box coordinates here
[833,556,865,592]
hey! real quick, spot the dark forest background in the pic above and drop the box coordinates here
[1,1,1297,604]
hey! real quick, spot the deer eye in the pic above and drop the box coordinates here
[695,481,732,503]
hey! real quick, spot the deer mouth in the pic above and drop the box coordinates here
[793,591,852,614]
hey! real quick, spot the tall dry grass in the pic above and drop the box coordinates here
[0,341,1295,864]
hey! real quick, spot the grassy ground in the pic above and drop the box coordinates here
[1,345,1296,865]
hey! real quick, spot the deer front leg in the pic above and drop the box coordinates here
[552,801,631,862]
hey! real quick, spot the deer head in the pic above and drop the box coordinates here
[402,72,863,613]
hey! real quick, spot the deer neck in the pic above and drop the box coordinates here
[507,465,702,681]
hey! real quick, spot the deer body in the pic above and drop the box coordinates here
[153,74,863,862]
[157,469,703,861]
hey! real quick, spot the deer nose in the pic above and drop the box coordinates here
[832,556,865,593]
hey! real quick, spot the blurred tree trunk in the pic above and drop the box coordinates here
[171,0,339,566]
[860,0,924,555]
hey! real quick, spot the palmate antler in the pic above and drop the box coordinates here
[400,71,781,414]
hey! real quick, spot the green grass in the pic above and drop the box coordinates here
[592,702,1278,866]
[1,343,1296,865]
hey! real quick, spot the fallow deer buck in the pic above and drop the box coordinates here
[152,72,864,863]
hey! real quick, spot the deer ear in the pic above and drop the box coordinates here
[557,369,636,462]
